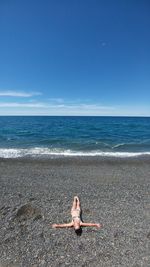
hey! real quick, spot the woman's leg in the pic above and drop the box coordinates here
[71,196,77,210]
[76,196,80,210]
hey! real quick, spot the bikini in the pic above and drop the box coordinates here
[72,215,80,221]
[72,208,81,221]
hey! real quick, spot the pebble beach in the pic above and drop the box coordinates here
[0,157,150,267]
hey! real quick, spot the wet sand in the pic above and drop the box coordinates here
[0,157,150,267]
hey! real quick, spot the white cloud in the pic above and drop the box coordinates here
[0,90,41,97]
[0,101,116,114]
[0,102,46,108]
[0,99,149,116]
[48,98,64,103]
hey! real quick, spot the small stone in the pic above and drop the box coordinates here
[39,259,45,265]
[147,232,150,239]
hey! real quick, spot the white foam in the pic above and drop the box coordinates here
[112,143,126,149]
[0,148,150,158]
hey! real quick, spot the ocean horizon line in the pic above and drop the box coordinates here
[0,115,150,118]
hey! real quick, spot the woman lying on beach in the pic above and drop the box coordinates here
[52,196,102,232]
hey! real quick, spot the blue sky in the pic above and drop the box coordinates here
[0,0,150,116]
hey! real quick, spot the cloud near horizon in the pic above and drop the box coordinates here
[0,100,149,116]
[0,90,41,97]
[0,91,149,116]
[0,101,115,110]
[0,102,46,108]
[0,97,117,115]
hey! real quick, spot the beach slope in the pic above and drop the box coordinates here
[0,157,150,266]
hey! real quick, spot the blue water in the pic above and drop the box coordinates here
[0,116,150,158]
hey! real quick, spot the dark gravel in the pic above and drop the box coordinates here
[0,157,150,267]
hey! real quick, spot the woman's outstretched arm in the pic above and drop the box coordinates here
[80,222,102,228]
[52,222,73,228]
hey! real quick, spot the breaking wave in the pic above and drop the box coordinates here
[0,147,150,158]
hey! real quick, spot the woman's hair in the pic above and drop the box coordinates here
[75,227,82,236]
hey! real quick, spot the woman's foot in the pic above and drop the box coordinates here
[74,196,79,202]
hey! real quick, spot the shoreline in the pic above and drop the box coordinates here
[1,148,150,160]
[0,157,150,266]
[0,154,150,164]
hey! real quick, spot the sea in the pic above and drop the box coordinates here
[0,116,150,158]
